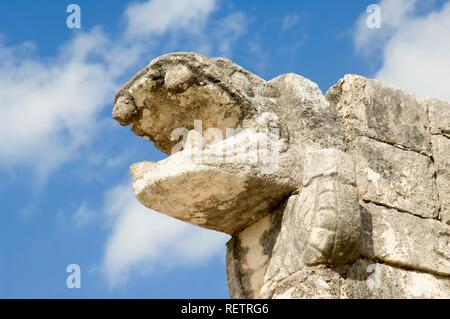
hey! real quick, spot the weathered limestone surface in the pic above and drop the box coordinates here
[427,98,450,137]
[226,210,282,298]
[360,202,450,276]
[326,75,431,154]
[431,135,450,225]
[113,52,450,299]
[350,136,439,218]
[341,260,450,299]
[265,259,450,299]
[427,98,450,225]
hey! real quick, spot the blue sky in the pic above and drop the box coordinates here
[1,0,449,298]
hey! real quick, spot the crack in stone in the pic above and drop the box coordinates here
[361,256,450,279]
[361,199,435,221]
[359,134,433,158]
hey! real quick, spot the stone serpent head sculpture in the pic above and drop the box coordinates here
[113,52,450,298]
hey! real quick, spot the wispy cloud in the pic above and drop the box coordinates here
[101,183,228,288]
[282,13,300,31]
[214,12,247,57]
[125,0,216,38]
[73,201,96,228]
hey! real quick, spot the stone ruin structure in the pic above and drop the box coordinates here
[112,52,450,298]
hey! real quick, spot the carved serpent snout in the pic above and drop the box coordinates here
[112,52,303,234]
[112,52,362,280]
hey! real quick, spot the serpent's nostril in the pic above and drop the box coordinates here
[164,65,194,93]
[112,94,137,125]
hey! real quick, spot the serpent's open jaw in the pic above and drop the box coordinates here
[112,53,296,234]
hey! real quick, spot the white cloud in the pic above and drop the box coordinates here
[1,0,244,288]
[354,0,419,54]
[354,0,450,101]
[101,183,228,287]
[124,0,247,59]
[0,28,117,180]
[125,0,216,38]
[0,0,246,181]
